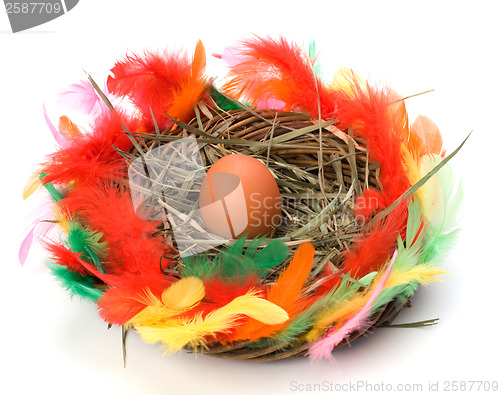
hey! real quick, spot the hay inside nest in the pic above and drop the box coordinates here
[121,97,382,282]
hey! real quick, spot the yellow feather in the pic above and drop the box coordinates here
[23,171,42,200]
[161,276,206,309]
[305,262,447,342]
[402,145,426,205]
[330,67,366,95]
[53,210,70,233]
[385,264,448,288]
[128,277,205,327]
[305,271,385,343]
[135,289,289,353]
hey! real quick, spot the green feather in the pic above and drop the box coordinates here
[66,221,108,272]
[181,236,289,280]
[308,41,324,79]
[251,239,289,273]
[48,263,103,302]
[220,236,289,279]
[405,200,424,250]
[180,254,216,279]
[40,172,64,201]
[209,86,244,111]
[421,157,463,262]
[257,272,377,349]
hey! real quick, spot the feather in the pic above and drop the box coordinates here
[126,277,206,326]
[60,183,177,290]
[167,40,207,123]
[44,241,96,276]
[401,116,445,207]
[23,170,43,200]
[66,221,107,270]
[308,40,323,79]
[57,80,111,116]
[93,270,177,325]
[161,276,205,308]
[257,274,364,349]
[57,183,178,311]
[209,86,244,111]
[418,155,463,262]
[41,110,135,187]
[330,67,366,95]
[47,235,175,322]
[231,242,315,341]
[373,242,447,312]
[222,36,336,118]
[183,277,262,323]
[341,202,407,279]
[19,227,37,266]
[267,242,315,308]
[332,82,410,213]
[181,236,288,280]
[305,272,379,343]
[406,115,444,159]
[43,104,70,148]
[98,286,149,325]
[308,251,397,361]
[19,198,56,265]
[134,289,289,353]
[107,42,206,129]
[40,174,65,201]
[58,116,81,138]
[48,263,103,302]
[223,236,289,279]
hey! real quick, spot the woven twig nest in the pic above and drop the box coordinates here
[22,37,463,363]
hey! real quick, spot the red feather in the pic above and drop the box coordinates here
[223,36,336,118]
[176,277,262,344]
[107,41,207,129]
[342,202,407,278]
[183,277,261,319]
[61,184,176,284]
[97,286,149,325]
[44,241,94,276]
[316,202,408,295]
[332,81,410,215]
[41,110,135,187]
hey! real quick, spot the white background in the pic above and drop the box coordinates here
[1,1,499,394]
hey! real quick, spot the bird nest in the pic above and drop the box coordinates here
[127,107,408,361]
[22,37,464,363]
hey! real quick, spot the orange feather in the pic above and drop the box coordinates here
[407,115,444,159]
[58,115,81,138]
[168,40,207,124]
[222,37,336,118]
[231,242,315,341]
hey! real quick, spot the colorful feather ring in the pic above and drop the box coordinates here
[21,37,464,362]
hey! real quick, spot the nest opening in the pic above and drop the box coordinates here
[128,107,382,279]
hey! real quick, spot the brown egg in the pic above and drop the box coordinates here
[199,154,282,239]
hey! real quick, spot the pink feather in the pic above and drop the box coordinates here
[308,250,398,361]
[43,104,70,148]
[57,80,114,116]
[19,200,56,265]
[220,45,255,67]
[220,45,286,110]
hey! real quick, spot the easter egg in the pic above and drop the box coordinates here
[199,154,282,239]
